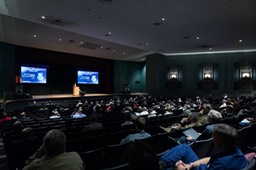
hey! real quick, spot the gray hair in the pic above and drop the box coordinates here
[208,109,222,122]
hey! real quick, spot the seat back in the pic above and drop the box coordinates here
[101,142,132,168]
[190,137,214,159]
[79,147,105,170]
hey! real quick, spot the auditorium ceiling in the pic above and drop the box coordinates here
[0,0,256,61]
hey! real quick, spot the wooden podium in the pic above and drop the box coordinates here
[73,85,80,96]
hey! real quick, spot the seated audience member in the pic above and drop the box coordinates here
[160,112,201,133]
[0,112,11,126]
[23,129,84,170]
[7,127,40,170]
[82,114,103,132]
[147,107,158,118]
[178,109,222,144]
[121,112,134,127]
[129,141,159,170]
[120,117,151,144]
[49,110,61,119]
[159,123,248,170]
[71,107,86,119]
[197,104,211,125]
[19,112,31,121]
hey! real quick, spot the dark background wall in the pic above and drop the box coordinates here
[0,42,114,96]
[146,52,256,97]
[0,43,15,97]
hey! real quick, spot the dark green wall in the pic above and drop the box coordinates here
[146,52,256,97]
[0,43,15,97]
[114,61,146,93]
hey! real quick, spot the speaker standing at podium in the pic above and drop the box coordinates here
[79,89,86,102]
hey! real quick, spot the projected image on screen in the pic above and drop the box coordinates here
[78,71,99,84]
[21,66,47,84]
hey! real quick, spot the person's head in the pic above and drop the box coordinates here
[213,123,238,151]
[187,112,199,122]
[129,141,159,170]
[135,117,147,131]
[20,112,26,118]
[22,127,35,140]
[13,120,23,130]
[202,104,211,114]
[43,129,66,156]
[208,109,222,123]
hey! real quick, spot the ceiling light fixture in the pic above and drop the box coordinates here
[41,16,46,20]
[196,36,200,40]
[59,38,62,41]
[33,34,37,38]
[161,17,165,21]
[239,39,243,43]
[146,43,149,46]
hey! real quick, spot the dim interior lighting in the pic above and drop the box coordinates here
[161,17,165,21]
[59,38,62,41]
[80,41,83,44]
[113,49,116,52]
[123,52,126,55]
[41,16,46,20]
[209,48,212,50]
[146,42,149,46]
[33,34,37,38]
[108,31,112,35]
[101,45,104,48]
[204,73,212,79]
[239,39,243,43]
[196,36,200,40]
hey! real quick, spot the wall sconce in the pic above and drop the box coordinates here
[202,64,213,80]
[240,62,252,79]
[171,74,177,79]
[169,65,179,80]
[204,73,212,79]
[241,72,251,79]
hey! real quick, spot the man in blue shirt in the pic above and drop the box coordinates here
[160,123,248,170]
[120,117,151,144]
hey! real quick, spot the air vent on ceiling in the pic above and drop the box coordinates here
[100,0,113,4]
[79,42,101,49]
[199,45,212,48]
[43,16,72,26]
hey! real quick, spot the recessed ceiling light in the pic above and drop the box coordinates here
[41,16,46,20]
[80,41,83,44]
[123,52,126,55]
[161,17,165,21]
[209,48,212,50]
[101,45,104,48]
[113,49,116,52]
[239,39,243,43]
[33,34,37,38]
[196,36,200,40]
[59,38,62,41]
[146,43,149,46]
[108,31,112,35]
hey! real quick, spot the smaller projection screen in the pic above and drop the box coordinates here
[21,66,47,84]
[78,70,99,84]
